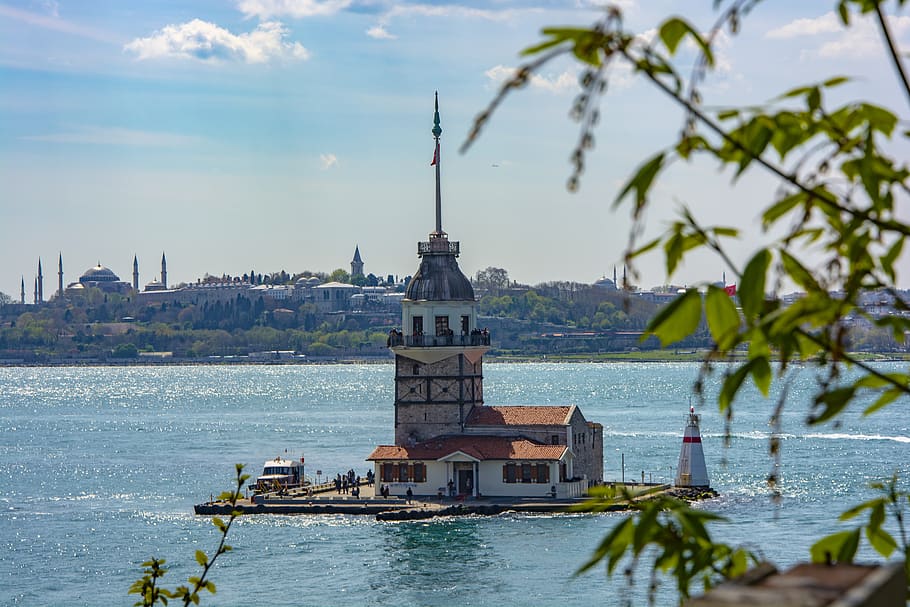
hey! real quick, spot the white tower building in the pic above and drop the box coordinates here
[675,406,710,488]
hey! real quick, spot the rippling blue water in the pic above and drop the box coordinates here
[1,362,907,606]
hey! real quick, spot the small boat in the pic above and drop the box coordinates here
[252,456,309,493]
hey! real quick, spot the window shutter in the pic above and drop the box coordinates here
[503,464,508,483]
[531,464,538,482]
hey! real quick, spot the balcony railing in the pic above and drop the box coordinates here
[388,333,490,348]
[418,240,460,255]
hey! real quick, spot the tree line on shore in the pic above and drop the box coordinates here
[0,277,903,361]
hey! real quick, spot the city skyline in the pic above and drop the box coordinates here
[3,0,910,300]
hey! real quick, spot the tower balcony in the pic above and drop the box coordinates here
[388,332,489,348]
[418,239,460,255]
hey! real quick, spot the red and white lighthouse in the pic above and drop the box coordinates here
[675,406,710,488]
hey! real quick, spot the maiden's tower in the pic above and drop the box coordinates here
[367,95,603,499]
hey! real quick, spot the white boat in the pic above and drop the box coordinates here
[252,456,309,493]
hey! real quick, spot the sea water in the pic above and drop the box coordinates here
[0,362,908,606]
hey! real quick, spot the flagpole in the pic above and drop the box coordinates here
[432,91,443,236]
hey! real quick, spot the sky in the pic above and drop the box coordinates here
[2,0,909,299]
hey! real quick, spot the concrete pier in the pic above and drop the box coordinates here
[192,482,706,520]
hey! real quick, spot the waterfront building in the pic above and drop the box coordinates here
[368,94,603,498]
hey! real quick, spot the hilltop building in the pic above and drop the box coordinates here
[67,263,134,295]
[367,94,603,498]
[351,245,364,279]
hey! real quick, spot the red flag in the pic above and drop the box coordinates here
[724,284,737,296]
[430,144,438,166]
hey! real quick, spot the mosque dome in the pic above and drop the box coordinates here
[405,253,475,301]
[80,264,120,283]
[594,277,616,290]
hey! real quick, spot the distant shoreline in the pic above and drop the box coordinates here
[1,351,907,367]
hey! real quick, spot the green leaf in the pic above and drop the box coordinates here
[822,76,850,88]
[811,386,857,424]
[749,356,771,397]
[718,360,753,412]
[705,286,740,350]
[194,550,208,567]
[739,250,770,319]
[656,17,714,65]
[810,528,860,563]
[762,191,806,227]
[863,387,902,416]
[645,289,702,347]
[577,516,634,574]
[866,526,897,557]
[658,18,688,54]
[613,152,666,211]
[780,250,821,292]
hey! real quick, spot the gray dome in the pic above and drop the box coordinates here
[80,265,120,282]
[405,254,474,301]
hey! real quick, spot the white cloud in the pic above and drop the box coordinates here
[365,3,539,40]
[237,0,352,20]
[384,4,529,21]
[0,4,120,43]
[21,126,203,146]
[320,153,339,170]
[765,11,910,60]
[485,64,578,94]
[366,25,396,40]
[766,12,842,39]
[124,19,309,64]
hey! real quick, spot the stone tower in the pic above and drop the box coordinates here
[389,93,490,446]
[133,255,139,291]
[160,252,167,289]
[351,245,364,278]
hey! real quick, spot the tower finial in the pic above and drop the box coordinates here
[432,91,442,139]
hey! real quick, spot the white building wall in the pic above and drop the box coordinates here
[403,300,477,335]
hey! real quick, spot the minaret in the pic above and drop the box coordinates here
[389,93,490,446]
[33,277,38,304]
[675,406,710,488]
[20,276,25,304]
[351,246,364,278]
[133,255,139,290]
[160,252,167,289]
[37,258,43,303]
[58,253,64,298]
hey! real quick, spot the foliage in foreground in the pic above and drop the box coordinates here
[128,465,248,607]
[464,0,910,602]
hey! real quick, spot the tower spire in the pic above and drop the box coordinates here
[37,258,43,303]
[161,252,167,289]
[58,252,64,298]
[432,91,444,237]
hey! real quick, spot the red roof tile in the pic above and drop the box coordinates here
[465,405,573,427]
[367,435,567,462]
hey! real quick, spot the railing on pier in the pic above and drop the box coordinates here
[388,333,490,348]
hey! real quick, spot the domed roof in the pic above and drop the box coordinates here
[405,254,474,301]
[80,264,120,282]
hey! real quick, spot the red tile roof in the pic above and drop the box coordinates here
[465,405,573,427]
[367,435,567,462]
